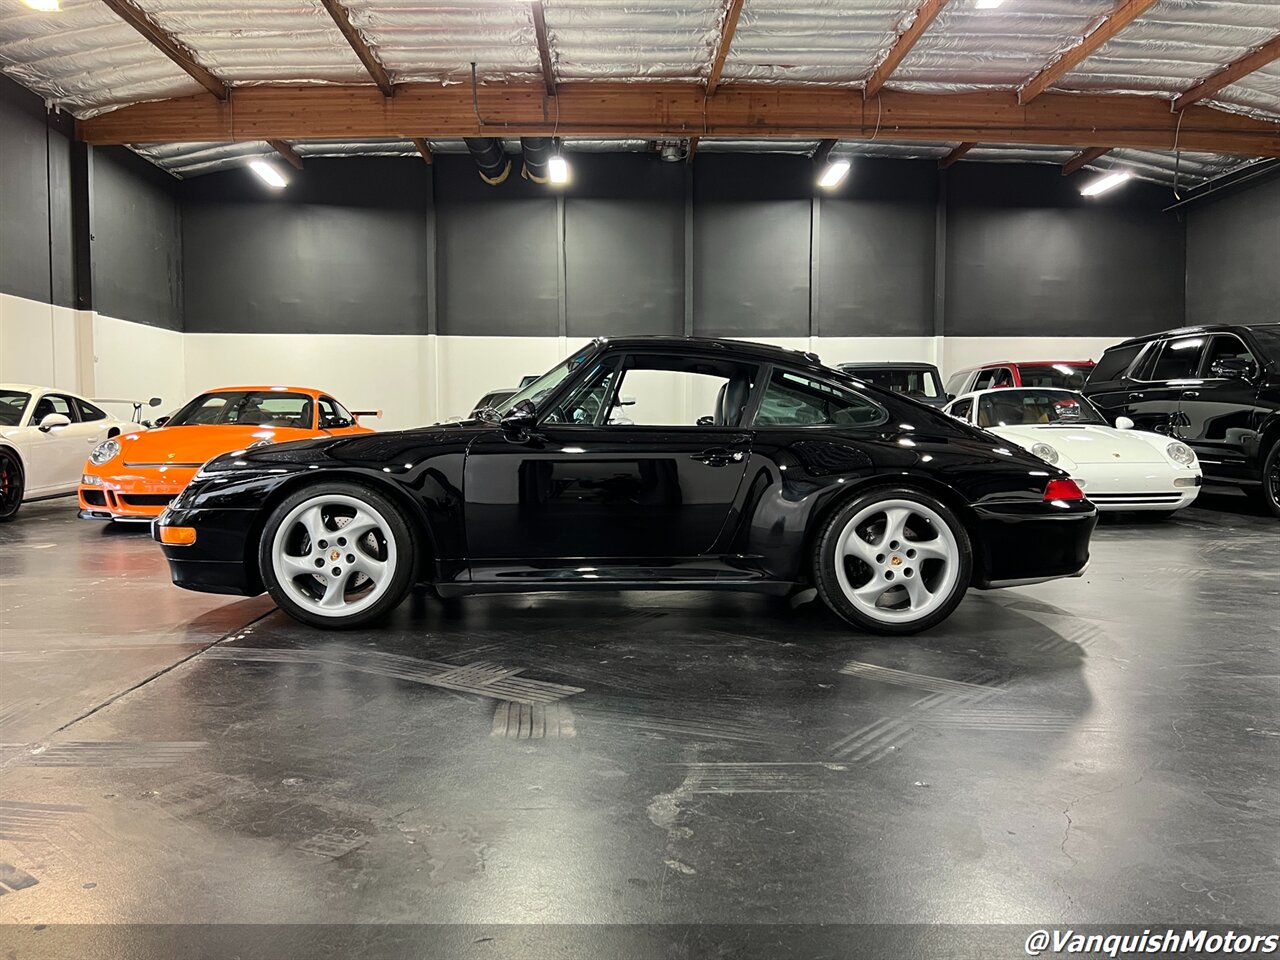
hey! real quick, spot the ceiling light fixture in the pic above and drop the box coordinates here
[817,158,851,189]
[549,153,571,185]
[22,0,61,9]
[974,0,1005,8]
[1079,170,1132,197]
[248,159,288,189]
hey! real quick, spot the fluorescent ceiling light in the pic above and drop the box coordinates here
[974,0,1005,8]
[817,158,851,189]
[248,159,288,189]
[1079,170,1131,197]
[22,0,60,9]
[548,154,570,185]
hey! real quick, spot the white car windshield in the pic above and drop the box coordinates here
[0,390,31,427]
[976,390,1108,428]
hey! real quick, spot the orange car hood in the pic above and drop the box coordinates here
[117,424,318,466]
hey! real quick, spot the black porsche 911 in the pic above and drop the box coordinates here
[154,338,1096,635]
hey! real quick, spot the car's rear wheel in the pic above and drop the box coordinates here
[813,487,972,635]
[0,449,24,522]
[259,483,417,628]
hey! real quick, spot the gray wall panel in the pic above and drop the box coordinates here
[818,160,937,337]
[0,75,75,307]
[436,156,559,337]
[565,155,684,337]
[1186,175,1280,325]
[693,156,812,338]
[182,159,430,334]
[943,165,1185,337]
[92,147,183,330]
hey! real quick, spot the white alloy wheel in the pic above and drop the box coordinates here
[270,493,399,619]
[832,498,961,626]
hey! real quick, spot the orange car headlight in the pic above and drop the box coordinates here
[158,526,197,546]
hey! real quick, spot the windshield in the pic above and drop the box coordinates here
[846,367,941,399]
[489,347,596,417]
[0,390,31,427]
[166,391,315,428]
[1017,363,1090,390]
[976,390,1108,428]
[1248,326,1280,360]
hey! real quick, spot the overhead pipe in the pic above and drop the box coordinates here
[520,138,555,183]
[463,138,510,185]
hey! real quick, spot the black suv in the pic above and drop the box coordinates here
[1083,323,1280,517]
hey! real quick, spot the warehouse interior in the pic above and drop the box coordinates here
[1,1,1279,957]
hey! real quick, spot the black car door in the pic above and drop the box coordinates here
[1121,335,1206,434]
[1177,333,1263,480]
[462,349,757,570]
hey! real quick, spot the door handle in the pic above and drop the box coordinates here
[692,448,745,467]
[1127,393,1143,400]
[1183,391,1199,398]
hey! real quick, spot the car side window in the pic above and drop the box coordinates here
[754,369,884,428]
[318,396,354,429]
[1201,335,1257,377]
[1146,337,1206,381]
[973,367,1012,390]
[572,354,759,428]
[944,371,969,396]
[1089,343,1143,383]
[75,398,108,422]
[949,398,973,421]
[32,394,76,423]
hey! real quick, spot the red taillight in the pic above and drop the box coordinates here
[1043,478,1085,502]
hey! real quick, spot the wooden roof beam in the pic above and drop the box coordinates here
[707,0,747,96]
[938,141,976,169]
[268,140,304,170]
[411,138,434,164]
[100,0,227,101]
[531,1,557,97]
[1174,34,1280,112]
[1020,0,1158,104]
[1062,147,1112,176]
[318,0,394,97]
[865,0,948,100]
[74,85,1280,159]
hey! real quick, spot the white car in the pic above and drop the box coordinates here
[944,387,1202,515]
[0,384,150,521]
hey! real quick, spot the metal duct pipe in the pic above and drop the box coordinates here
[464,138,510,185]
[520,138,555,183]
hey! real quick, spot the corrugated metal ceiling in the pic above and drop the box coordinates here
[2,0,1277,184]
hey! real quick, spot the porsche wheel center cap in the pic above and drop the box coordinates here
[330,549,341,562]
[890,555,903,566]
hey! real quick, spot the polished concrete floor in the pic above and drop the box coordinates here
[1,493,1277,958]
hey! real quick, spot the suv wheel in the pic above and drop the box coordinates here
[813,487,973,635]
[1262,440,1280,519]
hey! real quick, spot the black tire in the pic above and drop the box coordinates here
[812,486,973,636]
[1261,440,1280,520]
[258,481,418,629]
[0,448,24,522]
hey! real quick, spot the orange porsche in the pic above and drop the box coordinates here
[78,386,376,522]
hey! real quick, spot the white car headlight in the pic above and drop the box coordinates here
[1166,441,1196,466]
[1030,442,1060,465]
[89,438,120,465]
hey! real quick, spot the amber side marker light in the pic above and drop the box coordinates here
[158,526,197,546]
[1043,478,1086,502]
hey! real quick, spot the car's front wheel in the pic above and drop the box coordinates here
[1261,440,1280,519]
[0,449,24,522]
[259,482,417,628]
[813,487,972,635]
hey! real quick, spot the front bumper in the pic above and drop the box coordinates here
[153,505,265,596]
[1074,468,1202,511]
[79,472,190,520]
[969,498,1097,590]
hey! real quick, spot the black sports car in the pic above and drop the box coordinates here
[154,338,1096,635]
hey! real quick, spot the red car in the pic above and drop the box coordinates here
[944,360,1095,397]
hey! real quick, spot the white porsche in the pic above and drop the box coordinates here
[944,387,1202,515]
[0,384,152,521]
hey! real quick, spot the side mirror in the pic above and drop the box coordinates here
[1209,357,1251,380]
[501,399,536,431]
[154,415,171,427]
[946,393,956,401]
[38,412,72,432]
[1115,416,1135,430]
[696,415,715,427]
